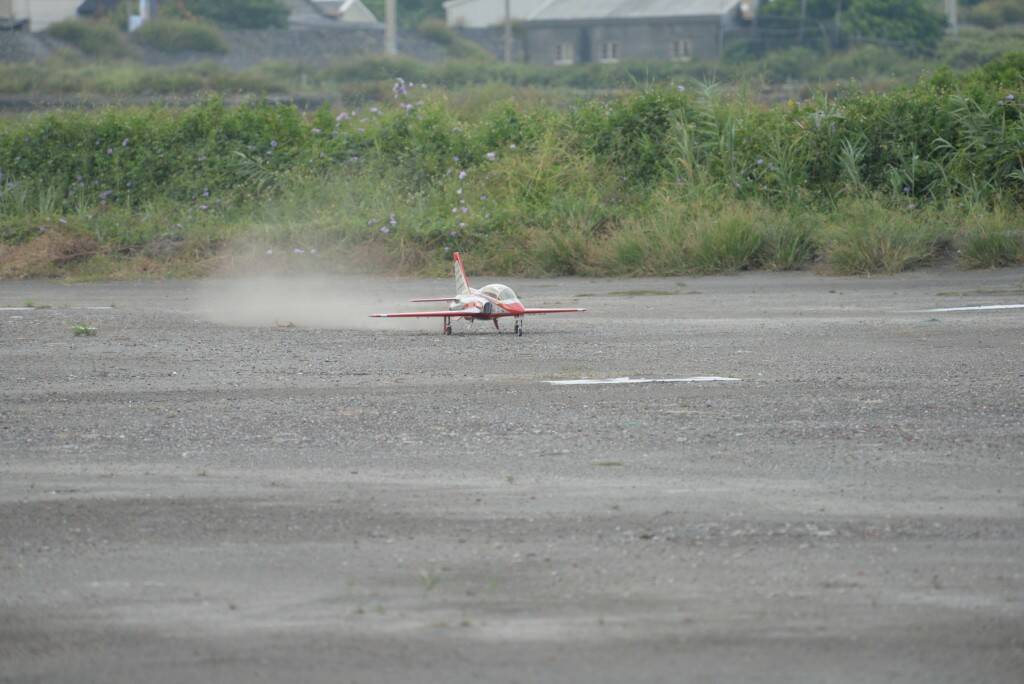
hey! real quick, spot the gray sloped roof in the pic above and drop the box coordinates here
[529,0,740,21]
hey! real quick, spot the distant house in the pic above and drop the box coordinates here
[443,0,548,28]
[283,0,379,28]
[1,0,82,31]
[520,0,754,64]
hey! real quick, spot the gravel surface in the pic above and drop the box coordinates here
[2,268,1023,683]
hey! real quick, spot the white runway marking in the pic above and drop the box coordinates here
[545,376,741,386]
[0,306,114,311]
[920,304,1024,313]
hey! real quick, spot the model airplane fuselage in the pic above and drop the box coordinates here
[371,252,585,336]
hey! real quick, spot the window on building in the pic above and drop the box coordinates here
[599,41,620,63]
[554,42,574,65]
[671,39,692,61]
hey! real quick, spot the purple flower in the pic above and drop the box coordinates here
[902,185,911,194]
[388,214,397,226]
[336,111,350,122]
[106,148,113,155]
[485,151,496,161]
[369,107,380,115]
[460,206,468,214]
[458,170,467,180]
[480,194,488,201]
[99,190,112,200]
[755,158,764,166]
[380,226,390,234]
[199,204,209,211]
[202,188,210,197]
[453,156,460,162]
[444,246,450,252]
[448,230,458,237]
[676,84,686,92]
[270,140,278,149]
[312,127,322,134]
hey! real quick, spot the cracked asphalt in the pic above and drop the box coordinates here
[1,267,1023,683]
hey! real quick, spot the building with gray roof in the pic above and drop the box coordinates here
[520,0,754,64]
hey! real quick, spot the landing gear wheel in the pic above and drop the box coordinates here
[514,319,524,337]
[443,317,452,335]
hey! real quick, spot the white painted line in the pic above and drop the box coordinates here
[545,376,740,386]
[0,306,114,311]
[920,304,1024,313]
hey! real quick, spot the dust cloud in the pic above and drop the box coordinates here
[194,275,429,330]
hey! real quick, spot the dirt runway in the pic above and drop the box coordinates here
[2,268,1023,683]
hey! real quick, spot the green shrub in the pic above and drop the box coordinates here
[132,19,228,54]
[47,20,133,59]
[959,209,1024,268]
[963,0,1024,29]
[170,0,288,29]
[825,200,943,274]
[758,212,820,270]
[417,18,494,61]
[689,209,764,273]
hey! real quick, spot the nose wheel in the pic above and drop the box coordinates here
[443,316,452,335]
[513,318,524,337]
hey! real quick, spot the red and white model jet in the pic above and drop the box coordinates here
[371,252,585,336]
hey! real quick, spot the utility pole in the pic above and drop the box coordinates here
[503,0,512,63]
[945,0,958,37]
[385,0,397,56]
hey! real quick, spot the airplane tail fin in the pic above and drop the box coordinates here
[453,252,470,296]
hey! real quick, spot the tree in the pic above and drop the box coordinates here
[759,0,945,54]
[170,0,289,30]
[843,0,945,53]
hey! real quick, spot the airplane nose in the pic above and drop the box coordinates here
[506,302,525,315]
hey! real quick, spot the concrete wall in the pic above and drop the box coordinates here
[25,0,80,31]
[524,17,727,65]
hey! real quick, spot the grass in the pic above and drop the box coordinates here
[0,57,1021,280]
[8,25,1023,102]
[71,323,97,336]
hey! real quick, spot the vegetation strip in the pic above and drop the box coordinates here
[0,54,1021,279]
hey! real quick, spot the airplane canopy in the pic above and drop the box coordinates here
[479,284,518,302]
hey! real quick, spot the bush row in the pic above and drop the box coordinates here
[0,57,1020,276]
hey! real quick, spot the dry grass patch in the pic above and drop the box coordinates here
[0,231,99,278]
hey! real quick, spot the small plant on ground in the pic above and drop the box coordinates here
[72,323,97,336]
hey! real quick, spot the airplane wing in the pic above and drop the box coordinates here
[410,297,458,303]
[371,308,480,318]
[521,308,586,314]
